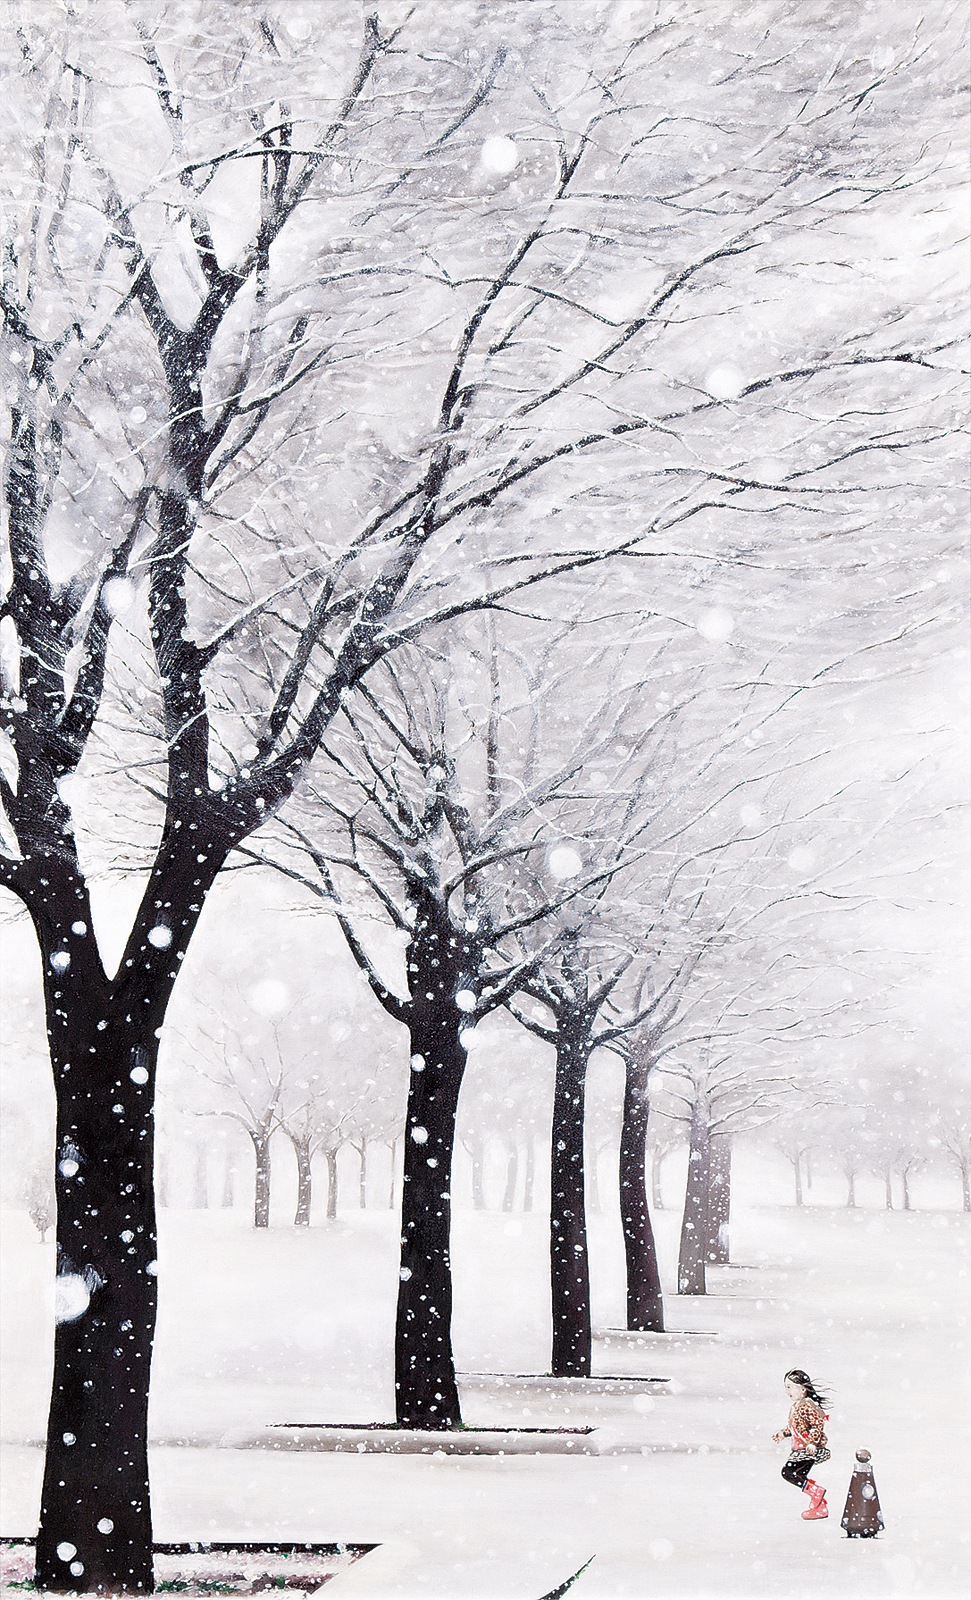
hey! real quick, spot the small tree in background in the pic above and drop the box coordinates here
[21,1167,55,1243]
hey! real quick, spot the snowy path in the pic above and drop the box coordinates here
[2,1192,968,1598]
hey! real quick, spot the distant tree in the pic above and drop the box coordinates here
[938,1108,971,1213]
[21,1167,54,1243]
[192,1024,285,1229]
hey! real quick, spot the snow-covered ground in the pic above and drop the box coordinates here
[2,1163,969,1599]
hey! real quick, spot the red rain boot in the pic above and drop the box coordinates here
[802,1480,828,1520]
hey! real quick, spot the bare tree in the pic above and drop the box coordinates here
[191,1023,285,1230]
[937,1109,971,1213]
[1,2,964,1587]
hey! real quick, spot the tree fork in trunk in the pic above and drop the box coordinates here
[549,1033,592,1377]
[394,1020,467,1427]
[619,1055,663,1331]
[34,839,228,1591]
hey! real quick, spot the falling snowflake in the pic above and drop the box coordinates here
[480,135,519,174]
[704,363,745,400]
[696,607,734,643]
[547,845,583,880]
[249,979,289,1016]
[102,578,136,617]
[55,1274,91,1322]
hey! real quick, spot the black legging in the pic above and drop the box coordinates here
[781,1456,814,1491]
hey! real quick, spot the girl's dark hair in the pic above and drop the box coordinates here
[785,1369,830,1409]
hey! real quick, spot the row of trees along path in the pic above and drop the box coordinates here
[0,2,963,1591]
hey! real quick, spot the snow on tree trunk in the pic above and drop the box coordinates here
[523,1133,535,1213]
[845,1170,857,1208]
[387,1139,398,1210]
[586,1144,601,1213]
[619,1055,663,1332]
[192,1143,208,1209]
[325,1149,339,1221]
[549,1032,592,1378]
[220,1152,235,1209]
[292,1139,313,1227]
[707,1137,731,1264]
[501,1146,518,1213]
[793,1153,804,1207]
[884,1170,894,1211]
[469,1135,486,1210]
[249,1132,272,1230]
[394,1018,466,1427]
[358,1142,368,1209]
[962,1166,970,1213]
[650,1147,665,1211]
[678,1101,711,1296]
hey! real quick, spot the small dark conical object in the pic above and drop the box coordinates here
[841,1448,884,1538]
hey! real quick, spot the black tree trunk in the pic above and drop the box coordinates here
[678,1101,710,1295]
[619,1055,664,1332]
[549,1031,592,1377]
[37,1023,158,1594]
[33,839,227,1593]
[394,1016,467,1427]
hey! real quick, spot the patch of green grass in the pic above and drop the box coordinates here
[156,1583,240,1594]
